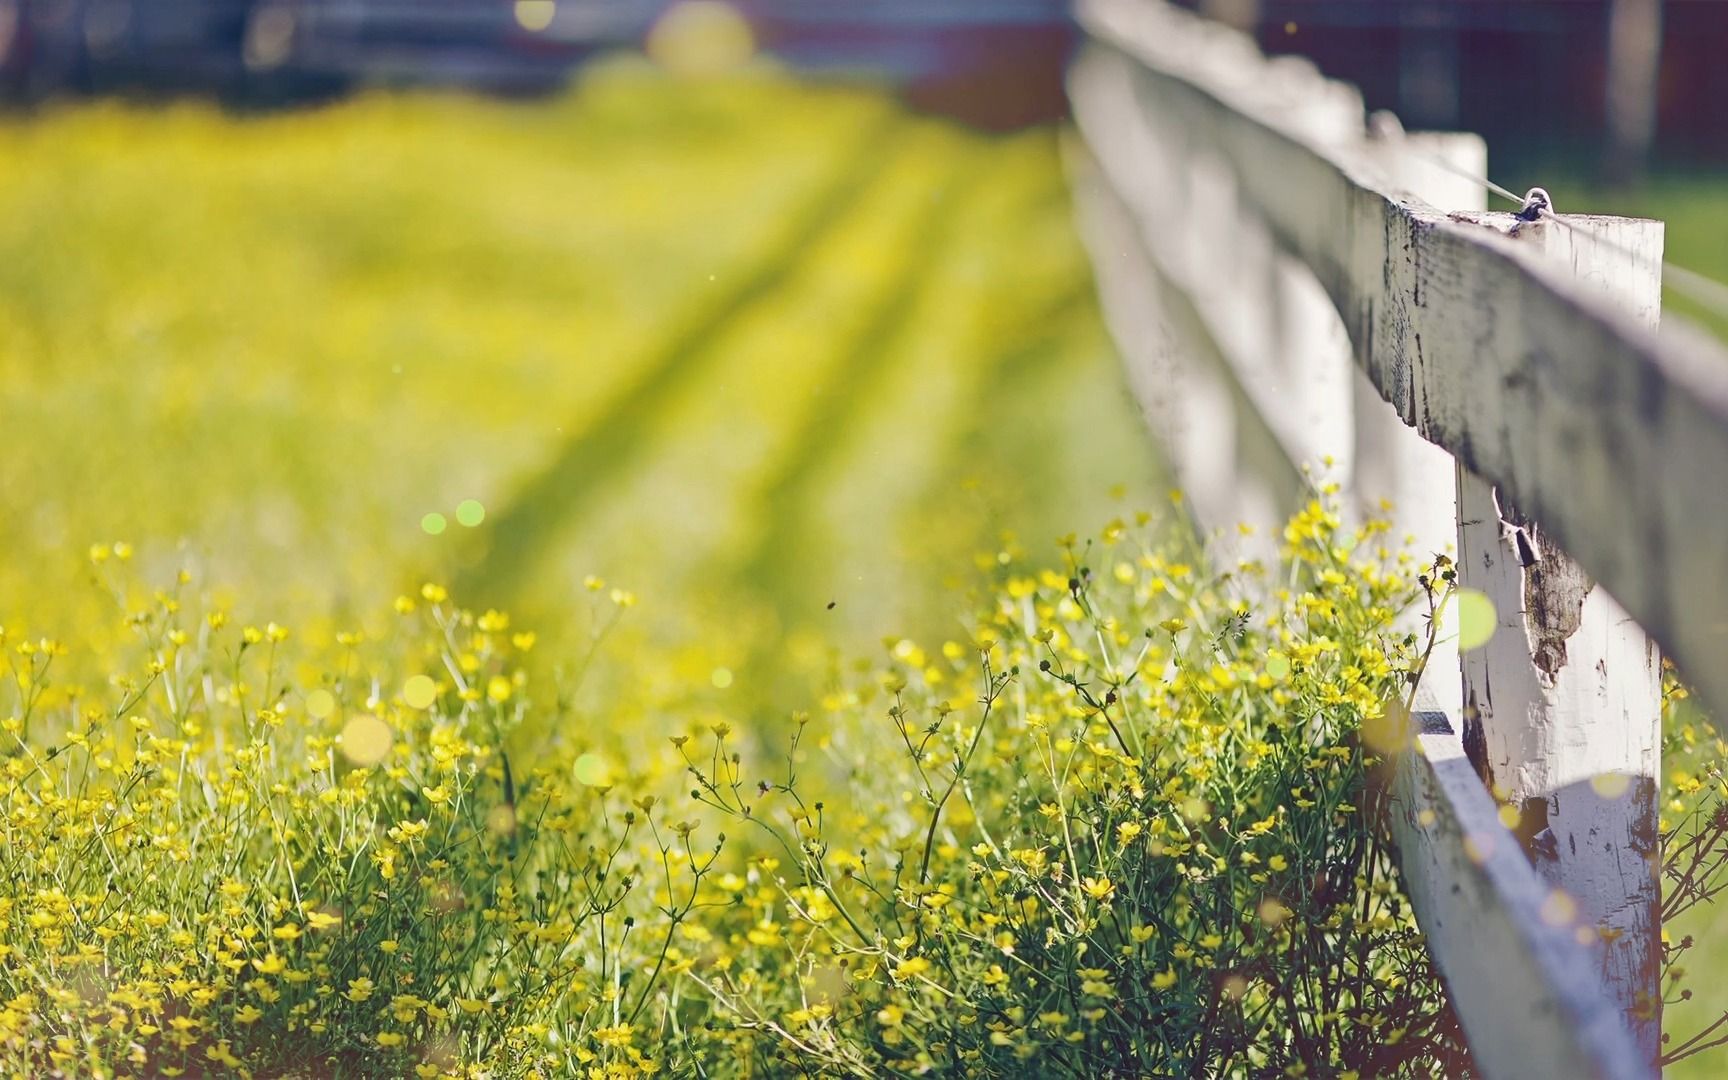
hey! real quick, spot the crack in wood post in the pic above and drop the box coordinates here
[1455,211,1665,1064]
[1495,500,1593,681]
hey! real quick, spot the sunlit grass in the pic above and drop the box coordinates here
[0,70,866,619]
[0,63,1157,666]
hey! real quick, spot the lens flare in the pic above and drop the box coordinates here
[403,675,438,710]
[646,2,754,75]
[339,715,393,766]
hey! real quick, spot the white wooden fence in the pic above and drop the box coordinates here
[1068,2,1728,1076]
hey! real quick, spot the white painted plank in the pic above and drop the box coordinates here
[1455,211,1665,1058]
[1351,128,1487,721]
[1074,0,1728,733]
[1386,699,1656,1080]
[1067,6,1683,1074]
[1069,49,1357,498]
[1065,135,1301,567]
[1070,81,1653,1076]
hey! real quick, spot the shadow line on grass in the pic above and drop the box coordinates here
[731,152,989,615]
[458,110,906,602]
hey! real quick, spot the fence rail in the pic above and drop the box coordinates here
[1068,1,1728,1075]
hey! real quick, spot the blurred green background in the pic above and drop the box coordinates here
[0,62,1162,673]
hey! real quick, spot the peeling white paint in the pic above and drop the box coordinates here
[1064,2,1721,1074]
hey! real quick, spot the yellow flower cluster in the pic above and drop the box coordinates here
[0,567,676,1078]
[0,503,1484,1076]
[669,501,1468,1075]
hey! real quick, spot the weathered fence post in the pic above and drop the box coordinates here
[1071,1,1728,1070]
[1262,56,1361,503]
[1066,47,1306,565]
[1354,125,1487,720]
[1454,212,1665,1059]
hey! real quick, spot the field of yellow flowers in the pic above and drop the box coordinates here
[3,59,1726,1078]
[0,501,1480,1077]
[0,63,1155,656]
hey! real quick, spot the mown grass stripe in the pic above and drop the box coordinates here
[459,111,905,601]
[731,153,988,612]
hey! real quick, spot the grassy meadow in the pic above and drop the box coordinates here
[0,63,1159,676]
[0,63,1199,1075]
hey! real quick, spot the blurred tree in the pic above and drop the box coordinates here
[1398,8,1460,131]
[1604,0,1662,188]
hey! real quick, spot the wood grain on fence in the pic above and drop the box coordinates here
[1069,1,1728,1074]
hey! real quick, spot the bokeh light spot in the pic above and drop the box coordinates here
[573,753,612,787]
[1591,772,1632,800]
[430,881,465,916]
[486,804,517,837]
[421,512,448,536]
[1462,832,1493,865]
[711,667,734,689]
[1257,898,1290,927]
[1541,890,1578,927]
[1361,695,1411,756]
[514,0,555,32]
[647,1,754,75]
[1455,588,1497,652]
[403,675,438,710]
[339,715,393,766]
[305,689,336,720]
[456,499,486,527]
